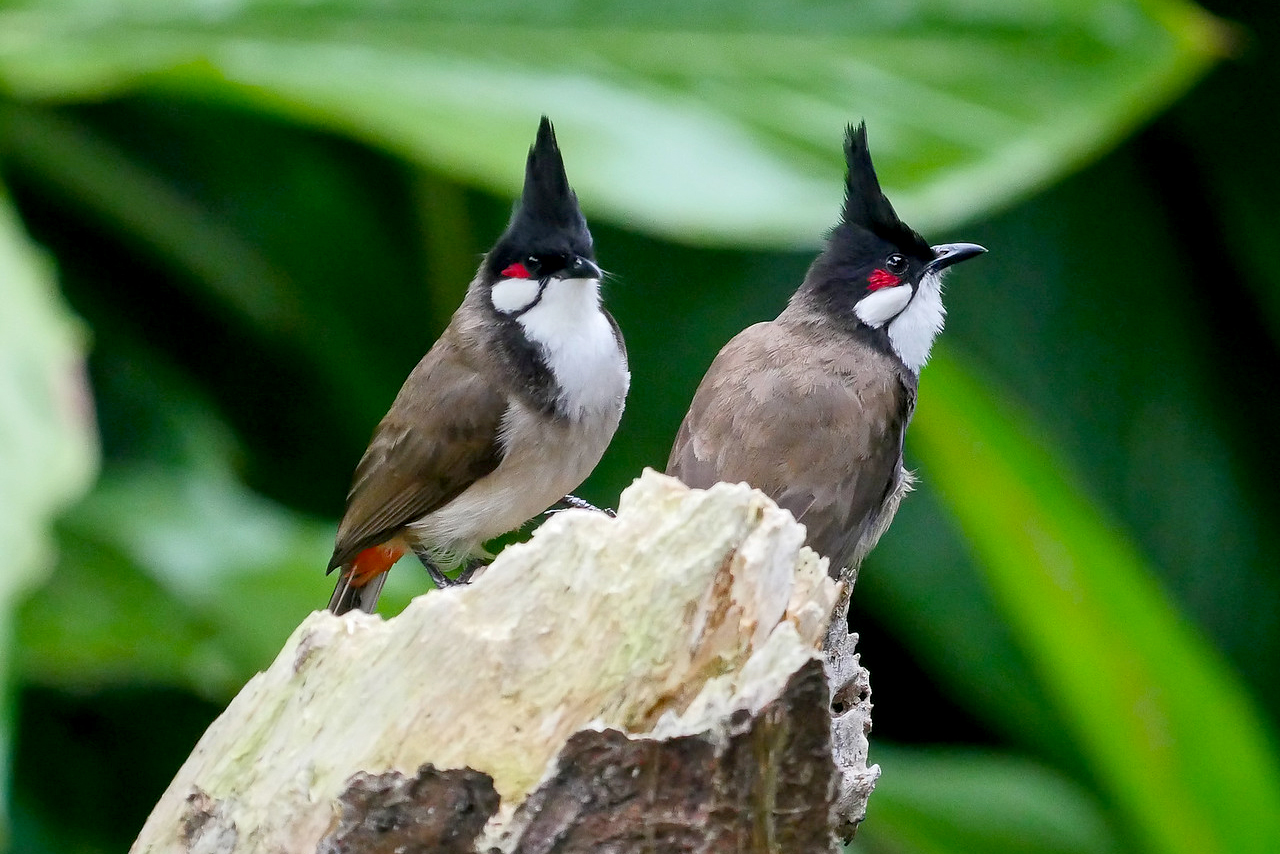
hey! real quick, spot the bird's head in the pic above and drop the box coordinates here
[802,122,984,372]
[484,117,601,317]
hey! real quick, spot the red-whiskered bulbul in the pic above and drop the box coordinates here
[666,122,984,580]
[327,117,629,614]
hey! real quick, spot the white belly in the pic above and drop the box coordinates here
[407,389,626,561]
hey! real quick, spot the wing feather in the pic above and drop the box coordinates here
[328,342,508,569]
[666,320,913,572]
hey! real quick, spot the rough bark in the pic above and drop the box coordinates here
[825,602,880,841]
[132,470,878,853]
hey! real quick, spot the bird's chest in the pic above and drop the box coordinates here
[516,302,629,420]
[425,399,619,547]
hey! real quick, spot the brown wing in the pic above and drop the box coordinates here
[666,319,913,572]
[328,339,508,570]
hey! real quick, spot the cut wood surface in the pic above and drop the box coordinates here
[131,470,879,853]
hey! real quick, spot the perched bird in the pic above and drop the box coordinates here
[666,122,983,580]
[327,117,629,614]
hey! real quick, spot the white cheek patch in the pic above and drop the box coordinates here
[854,285,912,328]
[490,277,542,314]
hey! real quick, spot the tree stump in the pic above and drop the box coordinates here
[131,470,880,853]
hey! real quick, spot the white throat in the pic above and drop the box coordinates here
[853,271,946,373]
[887,271,945,373]
[493,276,629,419]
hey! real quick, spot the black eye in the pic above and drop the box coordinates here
[525,256,542,276]
[886,253,908,275]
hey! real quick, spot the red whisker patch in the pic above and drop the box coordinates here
[868,269,900,291]
[501,262,530,279]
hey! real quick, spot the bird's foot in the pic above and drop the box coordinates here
[415,549,458,589]
[425,562,457,589]
[414,547,487,588]
[455,557,487,585]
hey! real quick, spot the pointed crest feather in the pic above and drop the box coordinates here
[840,122,928,255]
[490,116,594,267]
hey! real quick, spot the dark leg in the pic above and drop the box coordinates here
[413,546,459,589]
[455,557,488,584]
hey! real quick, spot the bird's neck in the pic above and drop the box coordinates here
[483,278,627,421]
[786,272,944,375]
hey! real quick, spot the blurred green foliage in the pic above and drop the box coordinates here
[1,0,1278,852]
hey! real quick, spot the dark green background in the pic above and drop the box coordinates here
[1,0,1278,852]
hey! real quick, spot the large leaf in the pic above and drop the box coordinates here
[853,746,1121,854]
[0,188,97,840]
[16,310,417,697]
[22,463,332,694]
[912,351,1280,854]
[0,0,1224,245]
[855,485,1079,768]
[0,189,96,620]
[13,329,395,695]
[0,190,96,638]
[18,462,421,697]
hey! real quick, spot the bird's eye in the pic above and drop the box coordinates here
[524,256,542,275]
[886,253,908,275]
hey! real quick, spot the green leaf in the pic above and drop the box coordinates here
[911,351,1280,854]
[18,461,421,696]
[857,487,1079,769]
[17,523,240,696]
[0,0,1225,245]
[0,187,97,619]
[17,336,422,697]
[0,192,96,850]
[0,187,97,841]
[854,746,1120,854]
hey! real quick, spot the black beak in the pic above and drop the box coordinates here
[560,255,602,280]
[926,242,986,274]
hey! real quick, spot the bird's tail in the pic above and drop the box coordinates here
[327,543,405,615]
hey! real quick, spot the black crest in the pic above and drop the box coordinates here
[488,117,594,272]
[840,122,929,258]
